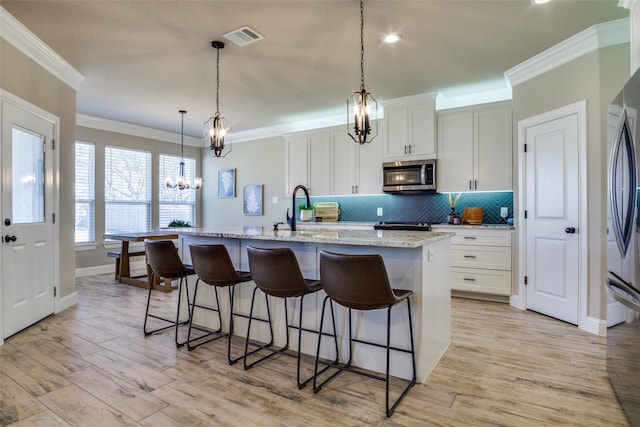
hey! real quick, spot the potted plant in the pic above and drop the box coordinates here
[167,219,192,228]
[298,204,315,222]
[446,193,461,224]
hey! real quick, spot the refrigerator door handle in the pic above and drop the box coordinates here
[606,274,640,313]
[609,109,637,258]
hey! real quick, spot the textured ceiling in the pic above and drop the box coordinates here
[0,0,629,138]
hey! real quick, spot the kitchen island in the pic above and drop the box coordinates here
[177,226,452,383]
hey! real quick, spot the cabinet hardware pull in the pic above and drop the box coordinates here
[464,278,476,282]
[408,145,411,154]
[464,255,476,258]
[469,180,472,190]
[464,236,477,239]
[474,179,478,190]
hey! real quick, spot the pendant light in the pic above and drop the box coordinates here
[347,0,378,145]
[166,110,202,190]
[204,41,231,157]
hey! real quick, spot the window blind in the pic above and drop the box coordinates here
[75,141,95,243]
[105,146,151,233]
[159,154,196,227]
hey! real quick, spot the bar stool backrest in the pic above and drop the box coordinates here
[189,244,245,287]
[246,246,309,297]
[319,251,397,310]
[145,239,188,279]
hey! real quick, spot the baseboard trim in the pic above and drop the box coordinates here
[56,290,77,313]
[584,316,607,337]
[452,290,510,303]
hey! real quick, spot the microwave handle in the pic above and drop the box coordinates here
[421,164,426,185]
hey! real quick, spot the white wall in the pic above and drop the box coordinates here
[202,136,289,228]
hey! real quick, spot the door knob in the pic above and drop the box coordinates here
[564,227,576,234]
[4,235,16,242]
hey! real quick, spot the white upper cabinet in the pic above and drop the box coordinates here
[437,102,512,192]
[286,124,381,196]
[285,133,308,194]
[382,94,436,161]
[285,130,331,195]
[331,126,382,195]
[308,131,332,195]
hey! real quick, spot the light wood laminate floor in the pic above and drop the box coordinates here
[0,274,629,426]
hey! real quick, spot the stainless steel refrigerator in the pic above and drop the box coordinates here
[607,68,640,426]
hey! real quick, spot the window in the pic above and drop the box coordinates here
[105,146,151,233]
[159,154,196,227]
[75,141,95,243]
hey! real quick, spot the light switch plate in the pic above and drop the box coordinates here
[272,196,278,204]
[500,207,508,217]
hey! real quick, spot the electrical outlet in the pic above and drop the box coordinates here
[500,207,508,218]
[377,207,383,216]
[272,196,278,204]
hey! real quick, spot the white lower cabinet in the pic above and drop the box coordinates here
[433,226,512,296]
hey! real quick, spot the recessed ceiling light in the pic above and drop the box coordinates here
[382,33,401,44]
[531,0,552,4]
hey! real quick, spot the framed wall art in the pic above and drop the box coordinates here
[218,168,235,198]
[243,184,263,215]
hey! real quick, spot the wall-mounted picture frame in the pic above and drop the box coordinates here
[218,168,236,198]
[243,184,263,216]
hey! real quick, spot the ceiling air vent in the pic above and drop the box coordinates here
[223,26,264,47]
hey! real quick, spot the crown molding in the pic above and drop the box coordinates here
[619,0,640,14]
[505,18,629,87]
[380,92,437,108]
[232,113,349,143]
[0,6,84,89]
[76,114,202,147]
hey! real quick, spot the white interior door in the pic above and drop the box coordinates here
[525,113,580,324]
[2,101,55,338]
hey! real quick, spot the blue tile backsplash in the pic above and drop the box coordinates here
[300,191,513,224]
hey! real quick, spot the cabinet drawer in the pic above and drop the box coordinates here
[451,268,511,295]
[451,245,511,270]
[449,229,511,247]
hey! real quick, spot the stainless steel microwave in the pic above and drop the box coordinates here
[382,159,436,193]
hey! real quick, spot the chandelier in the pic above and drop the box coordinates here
[347,0,378,145]
[165,110,202,190]
[204,41,231,157]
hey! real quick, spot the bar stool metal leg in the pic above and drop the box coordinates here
[186,278,224,351]
[143,272,190,347]
[313,295,416,417]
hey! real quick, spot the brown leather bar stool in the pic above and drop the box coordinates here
[144,239,195,347]
[315,250,416,417]
[244,246,338,389]
[187,244,253,364]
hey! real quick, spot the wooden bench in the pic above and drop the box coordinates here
[108,249,146,280]
[108,247,177,292]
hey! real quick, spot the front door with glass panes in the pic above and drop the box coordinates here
[2,100,55,338]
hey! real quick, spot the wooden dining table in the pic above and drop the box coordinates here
[104,231,180,292]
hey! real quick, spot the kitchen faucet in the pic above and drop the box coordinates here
[287,184,311,231]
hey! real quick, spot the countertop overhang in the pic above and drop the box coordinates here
[176,226,452,248]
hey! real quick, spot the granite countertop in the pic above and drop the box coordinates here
[177,226,452,248]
